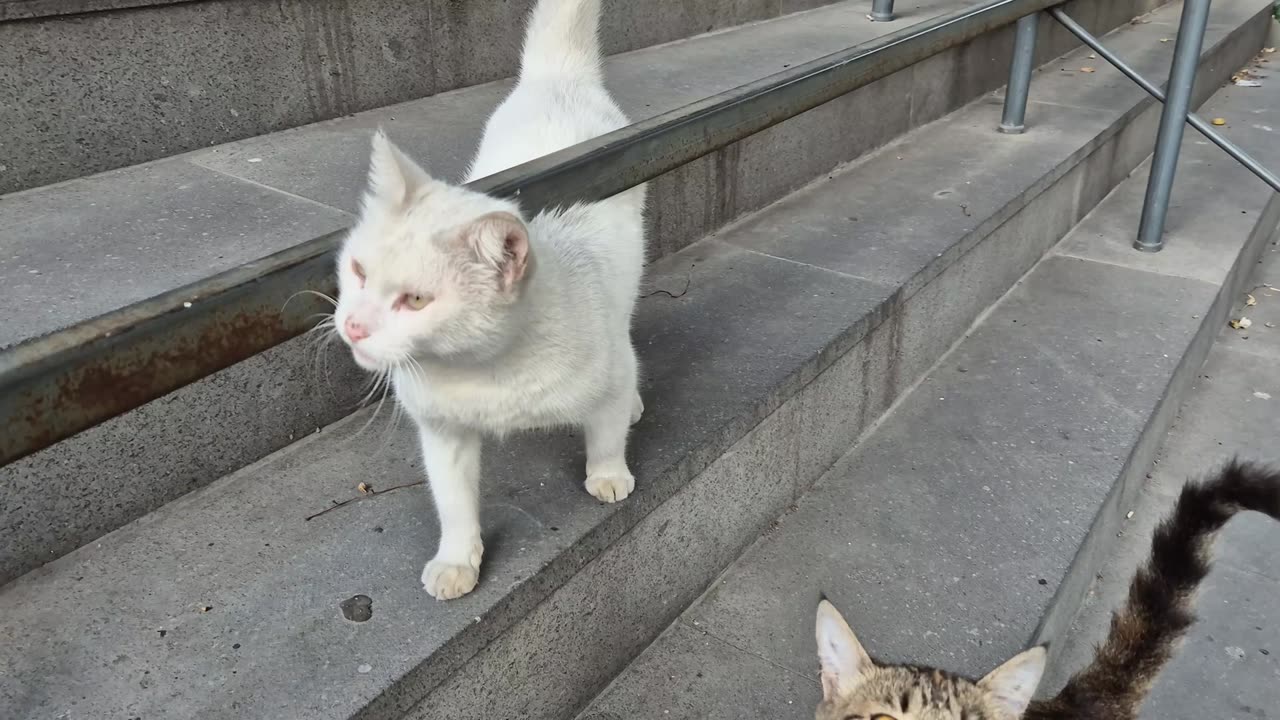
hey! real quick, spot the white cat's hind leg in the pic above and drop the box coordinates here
[584,392,636,502]
[627,343,644,426]
[584,354,638,503]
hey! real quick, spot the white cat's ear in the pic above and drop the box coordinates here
[465,212,531,291]
[815,599,873,701]
[978,646,1046,719]
[366,130,434,207]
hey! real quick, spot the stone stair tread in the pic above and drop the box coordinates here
[0,0,966,351]
[579,34,1280,720]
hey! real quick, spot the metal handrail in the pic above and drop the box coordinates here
[1050,6,1280,194]
[872,0,897,22]
[0,0,1067,467]
[999,0,1280,253]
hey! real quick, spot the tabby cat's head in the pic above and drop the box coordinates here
[815,600,1046,720]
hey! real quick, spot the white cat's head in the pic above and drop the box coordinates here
[334,131,532,371]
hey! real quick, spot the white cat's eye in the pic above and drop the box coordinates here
[400,293,433,311]
[351,259,366,287]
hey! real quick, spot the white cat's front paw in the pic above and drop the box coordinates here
[585,472,634,503]
[422,559,480,600]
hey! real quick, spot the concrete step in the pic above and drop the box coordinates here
[1046,177,1280,717]
[0,0,1161,583]
[579,25,1280,720]
[0,0,851,194]
[4,3,1270,719]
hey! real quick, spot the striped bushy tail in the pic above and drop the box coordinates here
[520,0,603,83]
[1028,459,1280,720]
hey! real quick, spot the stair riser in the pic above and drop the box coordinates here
[0,0,1167,586]
[0,0,842,195]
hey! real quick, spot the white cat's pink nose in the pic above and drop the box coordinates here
[344,316,370,343]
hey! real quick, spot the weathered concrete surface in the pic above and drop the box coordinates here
[0,160,352,350]
[0,239,897,720]
[0,0,1182,581]
[585,256,1220,720]
[1043,51,1280,699]
[0,0,852,193]
[4,8,1272,720]
[0,333,368,580]
[580,31,1280,720]
[1045,235,1280,718]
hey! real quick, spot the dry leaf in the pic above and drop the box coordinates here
[1265,48,1277,54]
[1212,118,1227,126]
[1160,38,1170,43]
[1230,317,1252,330]
[1081,67,1096,73]
[1088,54,1097,59]
[357,482,372,494]
[1247,294,1258,306]
[1266,322,1277,329]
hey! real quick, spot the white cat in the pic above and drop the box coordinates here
[334,0,647,600]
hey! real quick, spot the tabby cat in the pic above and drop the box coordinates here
[815,459,1280,719]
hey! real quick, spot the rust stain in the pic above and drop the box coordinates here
[54,310,287,416]
[5,308,298,466]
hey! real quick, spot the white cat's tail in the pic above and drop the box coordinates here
[520,0,603,84]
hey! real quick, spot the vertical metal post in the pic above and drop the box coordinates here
[1134,0,1212,252]
[998,12,1040,134]
[871,0,895,22]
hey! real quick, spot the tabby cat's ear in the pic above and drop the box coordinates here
[815,599,873,701]
[366,130,435,208]
[978,646,1046,719]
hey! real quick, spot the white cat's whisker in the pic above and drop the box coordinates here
[303,316,342,385]
[374,386,406,454]
[353,373,393,439]
[283,289,339,312]
[310,333,344,385]
[357,370,386,407]
[306,315,336,331]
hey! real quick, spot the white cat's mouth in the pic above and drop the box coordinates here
[349,345,381,370]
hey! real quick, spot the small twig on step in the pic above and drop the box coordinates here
[643,273,692,299]
[304,481,425,521]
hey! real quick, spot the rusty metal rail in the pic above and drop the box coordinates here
[0,0,1069,467]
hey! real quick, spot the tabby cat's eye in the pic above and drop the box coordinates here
[871,715,898,720]
[401,293,433,311]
